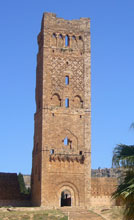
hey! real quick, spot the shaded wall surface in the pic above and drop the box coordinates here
[0,173,21,200]
[0,173,31,207]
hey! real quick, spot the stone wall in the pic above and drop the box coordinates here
[23,175,31,189]
[31,12,91,208]
[0,173,31,207]
[91,168,124,179]
[0,173,118,207]
[0,173,21,200]
[91,177,118,206]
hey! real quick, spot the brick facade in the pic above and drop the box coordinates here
[0,173,31,207]
[31,12,91,208]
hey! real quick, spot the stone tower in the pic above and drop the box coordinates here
[31,12,91,208]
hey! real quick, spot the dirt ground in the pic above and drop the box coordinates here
[0,206,124,220]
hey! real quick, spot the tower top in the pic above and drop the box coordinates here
[41,12,90,33]
[43,12,90,20]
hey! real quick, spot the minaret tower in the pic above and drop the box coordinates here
[31,12,91,208]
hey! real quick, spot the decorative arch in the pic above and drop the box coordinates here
[71,35,77,49]
[51,33,57,47]
[78,35,84,49]
[74,95,83,108]
[51,93,61,107]
[61,190,71,207]
[60,128,78,150]
[57,34,64,47]
[56,181,80,207]
[65,35,70,47]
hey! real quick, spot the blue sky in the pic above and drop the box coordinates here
[0,0,134,174]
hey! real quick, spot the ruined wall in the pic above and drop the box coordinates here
[0,173,31,207]
[23,175,31,189]
[91,177,118,206]
[0,172,118,207]
[92,168,125,179]
[0,173,21,200]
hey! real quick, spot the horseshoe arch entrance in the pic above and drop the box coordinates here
[61,190,71,207]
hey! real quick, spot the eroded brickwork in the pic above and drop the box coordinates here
[91,177,118,206]
[0,173,20,200]
[31,12,91,208]
[0,173,31,207]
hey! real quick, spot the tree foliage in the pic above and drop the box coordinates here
[18,173,31,195]
[112,144,134,220]
[112,144,134,168]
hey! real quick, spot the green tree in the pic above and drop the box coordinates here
[112,144,134,220]
[18,173,31,195]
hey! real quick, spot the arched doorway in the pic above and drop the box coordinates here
[57,183,79,207]
[61,190,71,207]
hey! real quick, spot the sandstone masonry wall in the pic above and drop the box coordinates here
[0,173,31,207]
[31,12,91,208]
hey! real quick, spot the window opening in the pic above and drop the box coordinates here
[65,35,69,47]
[50,149,54,155]
[70,141,72,149]
[79,36,82,40]
[64,137,68,146]
[52,33,56,38]
[79,151,82,155]
[59,34,63,39]
[72,35,76,40]
[65,98,69,108]
[65,76,69,85]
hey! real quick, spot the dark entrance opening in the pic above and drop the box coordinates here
[61,190,71,207]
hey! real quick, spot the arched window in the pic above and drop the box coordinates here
[58,34,64,47]
[74,96,83,108]
[52,33,57,47]
[52,33,56,38]
[65,35,69,47]
[51,93,61,107]
[65,98,69,108]
[64,137,68,146]
[65,76,69,85]
[79,151,82,155]
[72,35,76,40]
[78,36,83,49]
[50,149,54,155]
[71,35,77,49]
[59,34,63,39]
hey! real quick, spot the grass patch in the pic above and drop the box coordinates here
[0,209,68,220]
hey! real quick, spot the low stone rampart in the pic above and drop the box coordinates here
[0,172,30,206]
[91,177,118,206]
